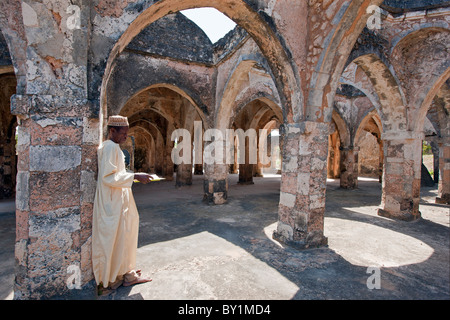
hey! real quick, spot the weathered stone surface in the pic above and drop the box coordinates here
[340,147,359,189]
[29,146,81,172]
[274,121,330,248]
[378,135,423,220]
[15,171,29,211]
[80,170,96,203]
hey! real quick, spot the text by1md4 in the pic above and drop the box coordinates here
[223,304,271,315]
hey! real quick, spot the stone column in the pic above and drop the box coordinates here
[378,140,384,183]
[273,122,330,249]
[164,143,174,181]
[154,135,164,176]
[176,163,193,186]
[12,94,98,299]
[194,164,203,175]
[254,139,263,177]
[430,141,440,183]
[340,146,359,189]
[202,129,228,204]
[436,140,450,204]
[175,132,193,186]
[0,133,16,199]
[229,142,238,174]
[203,163,228,204]
[377,132,423,221]
[237,135,255,184]
[238,163,254,184]
[327,131,340,179]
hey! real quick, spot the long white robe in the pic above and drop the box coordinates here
[92,139,139,287]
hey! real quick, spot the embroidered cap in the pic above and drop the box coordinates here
[107,115,129,127]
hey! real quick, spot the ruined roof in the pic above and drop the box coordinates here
[126,11,248,66]
[127,12,215,64]
[381,0,450,14]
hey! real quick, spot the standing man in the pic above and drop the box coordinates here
[92,115,154,291]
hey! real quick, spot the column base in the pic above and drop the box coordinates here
[203,179,227,205]
[203,192,227,205]
[435,196,450,205]
[194,164,203,175]
[272,230,328,250]
[377,208,421,221]
[238,180,254,185]
[175,181,193,187]
[340,183,358,190]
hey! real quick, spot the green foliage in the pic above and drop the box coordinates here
[422,141,432,155]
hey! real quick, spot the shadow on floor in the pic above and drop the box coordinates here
[104,175,449,300]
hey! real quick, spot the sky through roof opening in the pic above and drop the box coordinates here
[180,7,237,43]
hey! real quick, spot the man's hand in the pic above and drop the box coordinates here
[134,173,152,184]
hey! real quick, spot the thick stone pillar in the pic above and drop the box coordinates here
[194,164,203,175]
[430,141,440,183]
[436,141,450,204]
[238,163,254,184]
[154,135,165,176]
[0,74,17,200]
[229,142,238,174]
[273,122,330,249]
[202,128,228,204]
[12,94,98,299]
[254,163,263,178]
[164,144,174,181]
[238,137,254,184]
[176,163,193,186]
[340,147,359,189]
[327,131,340,179]
[0,130,16,199]
[377,132,423,221]
[203,163,228,204]
[254,141,263,177]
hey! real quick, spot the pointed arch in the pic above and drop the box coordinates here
[352,53,406,133]
[100,0,302,130]
[217,58,282,132]
[306,0,384,122]
[117,83,209,130]
[414,68,450,134]
[331,109,351,148]
[389,27,450,134]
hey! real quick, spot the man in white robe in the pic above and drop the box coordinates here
[92,115,154,290]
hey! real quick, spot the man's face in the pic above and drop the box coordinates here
[110,126,129,144]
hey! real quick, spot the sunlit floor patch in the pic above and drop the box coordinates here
[325,217,434,268]
[263,222,284,248]
[132,231,299,300]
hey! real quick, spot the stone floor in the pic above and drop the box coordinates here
[0,174,449,300]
